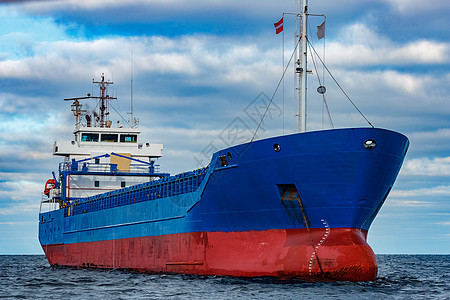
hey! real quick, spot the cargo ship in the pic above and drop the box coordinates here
[38,1,409,281]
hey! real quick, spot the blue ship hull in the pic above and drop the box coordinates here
[39,128,409,281]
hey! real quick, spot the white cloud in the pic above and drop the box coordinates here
[339,69,429,96]
[383,0,450,14]
[409,128,450,141]
[0,112,54,133]
[0,203,40,216]
[389,200,435,207]
[0,221,34,225]
[20,0,154,12]
[400,129,450,157]
[390,185,450,198]
[0,38,133,80]
[327,24,449,66]
[382,70,425,94]
[402,156,450,176]
[398,40,449,64]
[0,34,278,88]
[20,0,288,18]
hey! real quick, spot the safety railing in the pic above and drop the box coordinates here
[64,167,207,217]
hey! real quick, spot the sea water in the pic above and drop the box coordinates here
[0,255,448,299]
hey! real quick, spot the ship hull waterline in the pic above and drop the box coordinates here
[42,227,377,282]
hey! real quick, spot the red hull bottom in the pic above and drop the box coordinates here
[42,228,377,281]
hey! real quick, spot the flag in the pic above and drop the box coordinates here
[317,21,325,39]
[274,17,283,34]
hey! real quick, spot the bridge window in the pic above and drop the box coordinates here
[120,134,137,143]
[81,133,99,142]
[101,134,118,142]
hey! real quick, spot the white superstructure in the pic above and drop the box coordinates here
[49,74,166,199]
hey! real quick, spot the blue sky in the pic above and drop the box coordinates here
[0,0,449,254]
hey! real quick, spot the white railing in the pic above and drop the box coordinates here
[39,192,61,213]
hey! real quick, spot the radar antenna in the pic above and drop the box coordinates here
[64,73,117,129]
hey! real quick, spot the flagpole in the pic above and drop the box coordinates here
[273,15,285,133]
[294,0,299,133]
[299,0,308,133]
[282,13,285,135]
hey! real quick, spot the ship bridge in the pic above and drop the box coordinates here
[53,127,163,159]
[41,74,167,206]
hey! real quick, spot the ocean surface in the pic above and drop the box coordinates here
[0,255,448,299]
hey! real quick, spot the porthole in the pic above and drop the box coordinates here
[363,139,376,150]
[219,155,228,167]
[273,143,281,152]
[227,152,232,160]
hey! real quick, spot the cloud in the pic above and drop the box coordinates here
[327,24,450,66]
[15,0,293,39]
[0,34,278,88]
[0,221,34,225]
[0,9,448,170]
[0,38,133,81]
[390,185,450,198]
[409,128,450,142]
[389,200,435,207]
[383,0,450,14]
[0,185,42,216]
[20,0,286,17]
[0,7,74,59]
[405,129,450,157]
[402,156,450,176]
[302,23,450,132]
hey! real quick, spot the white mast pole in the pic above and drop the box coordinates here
[294,0,299,133]
[130,51,135,128]
[299,0,308,132]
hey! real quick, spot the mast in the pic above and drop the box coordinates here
[298,0,308,132]
[129,51,135,128]
[92,74,114,128]
[64,74,117,129]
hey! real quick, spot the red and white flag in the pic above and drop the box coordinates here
[274,17,283,34]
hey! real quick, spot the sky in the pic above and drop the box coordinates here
[0,0,449,255]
